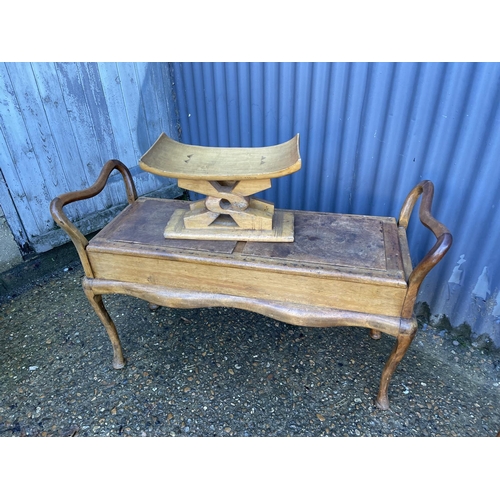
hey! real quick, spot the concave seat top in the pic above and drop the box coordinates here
[139,133,301,181]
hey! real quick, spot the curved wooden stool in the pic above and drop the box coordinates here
[139,133,301,241]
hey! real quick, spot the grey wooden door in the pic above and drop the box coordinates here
[0,62,181,254]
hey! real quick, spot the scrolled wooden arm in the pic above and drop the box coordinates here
[398,180,453,318]
[50,160,137,277]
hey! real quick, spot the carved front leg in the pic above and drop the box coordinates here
[375,332,416,410]
[83,279,125,369]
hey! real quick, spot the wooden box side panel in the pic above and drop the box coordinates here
[398,227,413,281]
[88,252,407,317]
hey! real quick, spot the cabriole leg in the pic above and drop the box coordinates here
[83,285,126,369]
[375,332,416,410]
[369,329,381,340]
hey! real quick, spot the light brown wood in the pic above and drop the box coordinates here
[178,178,272,200]
[376,332,416,410]
[177,176,277,233]
[82,283,125,369]
[49,159,137,277]
[399,181,453,318]
[183,197,274,230]
[139,133,301,180]
[398,227,413,280]
[165,207,294,242]
[50,162,453,411]
[142,137,298,238]
[87,198,408,317]
[87,251,408,318]
[83,277,417,336]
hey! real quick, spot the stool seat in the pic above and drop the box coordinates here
[139,133,301,180]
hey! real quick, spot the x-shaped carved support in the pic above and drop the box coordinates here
[178,178,275,230]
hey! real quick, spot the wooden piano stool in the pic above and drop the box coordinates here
[50,139,452,411]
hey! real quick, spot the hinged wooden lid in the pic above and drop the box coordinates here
[139,133,301,180]
[88,198,407,288]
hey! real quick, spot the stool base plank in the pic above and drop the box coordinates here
[164,207,294,242]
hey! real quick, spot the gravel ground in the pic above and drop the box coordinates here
[1,255,499,438]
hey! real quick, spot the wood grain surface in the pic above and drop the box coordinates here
[139,133,301,180]
[87,198,408,316]
[51,163,453,411]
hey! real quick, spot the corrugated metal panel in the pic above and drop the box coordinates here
[171,62,500,346]
[0,62,180,253]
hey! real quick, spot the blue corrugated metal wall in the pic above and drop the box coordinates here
[171,62,500,346]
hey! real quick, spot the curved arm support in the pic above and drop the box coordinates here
[50,160,137,277]
[398,181,453,318]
